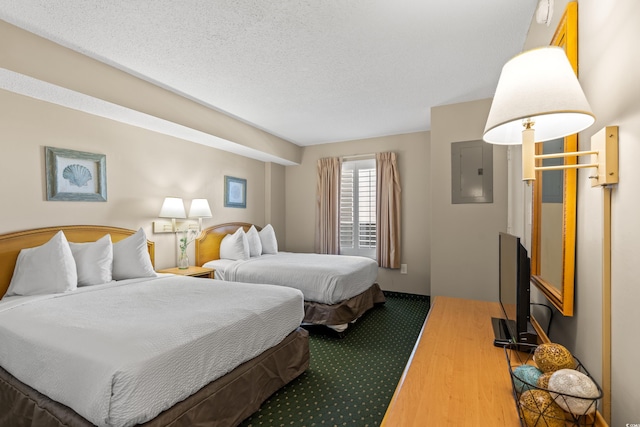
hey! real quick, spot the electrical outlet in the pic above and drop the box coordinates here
[400,264,407,274]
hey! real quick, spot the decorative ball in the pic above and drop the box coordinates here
[513,364,544,393]
[534,343,575,373]
[548,369,599,415]
[519,389,565,427]
[537,372,554,389]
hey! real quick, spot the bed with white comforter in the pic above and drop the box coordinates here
[0,275,305,427]
[196,223,386,333]
[205,252,378,305]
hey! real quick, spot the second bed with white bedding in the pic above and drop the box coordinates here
[204,252,379,305]
[0,275,304,427]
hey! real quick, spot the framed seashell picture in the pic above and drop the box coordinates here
[45,146,107,201]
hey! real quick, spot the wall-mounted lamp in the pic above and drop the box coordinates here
[154,197,212,234]
[157,197,186,232]
[188,198,212,231]
[483,46,618,186]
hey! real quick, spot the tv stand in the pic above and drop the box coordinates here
[491,317,512,346]
[491,317,538,346]
[520,324,539,345]
[382,297,522,425]
[381,297,607,427]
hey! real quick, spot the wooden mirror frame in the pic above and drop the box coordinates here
[531,2,578,316]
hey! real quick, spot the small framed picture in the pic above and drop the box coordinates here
[45,146,107,201]
[224,176,246,209]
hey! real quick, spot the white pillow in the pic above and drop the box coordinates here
[220,228,250,260]
[6,230,77,296]
[112,228,156,280]
[246,225,262,257]
[69,234,113,286]
[259,224,278,254]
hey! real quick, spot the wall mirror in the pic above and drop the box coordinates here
[531,1,578,316]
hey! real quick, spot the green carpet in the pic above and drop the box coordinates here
[240,292,430,427]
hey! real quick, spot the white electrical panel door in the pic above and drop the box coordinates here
[451,140,493,204]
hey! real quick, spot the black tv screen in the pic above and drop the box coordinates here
[493,232,536,345]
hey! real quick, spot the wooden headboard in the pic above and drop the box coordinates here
[195,222,261,267]
[0,225,155,298]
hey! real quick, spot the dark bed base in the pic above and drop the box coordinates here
[0,328,309,427]
[303,283,386,327]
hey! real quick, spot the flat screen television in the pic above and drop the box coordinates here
[492,232,537,346]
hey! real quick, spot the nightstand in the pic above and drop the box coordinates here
[156,266,215,279]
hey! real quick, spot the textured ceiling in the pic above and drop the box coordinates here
[0,1,537,146]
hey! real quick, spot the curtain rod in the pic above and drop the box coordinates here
[342,153,375,160]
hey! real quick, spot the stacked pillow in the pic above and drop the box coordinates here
[259,224,278,255]
[69,234,113,286]
[245,225,262,257]
[112,228,156,280]
[7,230,77,296]
[5,228,156,297]
[220,228,250,261]
[219,224,278,260]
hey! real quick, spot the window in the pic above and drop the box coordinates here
[340,158,376,258]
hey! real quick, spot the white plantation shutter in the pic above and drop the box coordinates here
[340,165,355,250]
[340,158,376,258]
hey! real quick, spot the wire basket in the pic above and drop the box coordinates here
[504,343,603,427]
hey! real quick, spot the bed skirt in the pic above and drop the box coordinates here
[303,283,386,326]
[0,327,309,427]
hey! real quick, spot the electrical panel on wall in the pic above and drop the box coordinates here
[451,140,493,204]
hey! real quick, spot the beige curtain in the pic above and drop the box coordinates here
[376,152,401,268]
[315,157,342,254]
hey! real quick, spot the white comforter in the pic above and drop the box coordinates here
[0,276,304,427]
[205,252,378,305]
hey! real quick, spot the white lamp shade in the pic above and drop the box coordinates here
[158,197,186,219]
[483,46,595,145]
[188,198,212,218]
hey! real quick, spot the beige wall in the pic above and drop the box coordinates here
[573,1,640,422]
[265,162,287,247]
[284,132,430,295]
[0,89,268,270]
[0,20,302,166]
[514,0,640,423]
[0,19,294,272]
[430,98,508,301]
